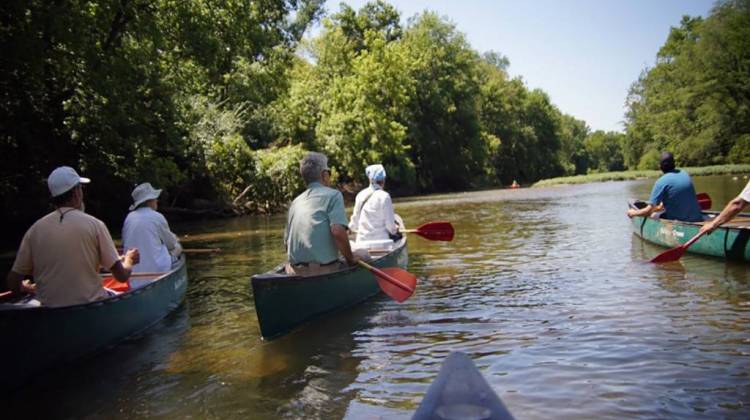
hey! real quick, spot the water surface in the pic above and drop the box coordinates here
[4,175,749,419]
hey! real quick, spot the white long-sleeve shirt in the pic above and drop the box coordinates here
[349,186,397,242]
[122,207,181,273]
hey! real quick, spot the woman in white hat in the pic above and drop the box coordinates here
[348,164,400,244]
[122,183,182,284]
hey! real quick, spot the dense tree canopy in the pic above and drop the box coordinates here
[13,1,746,245]
[624,0,750,168]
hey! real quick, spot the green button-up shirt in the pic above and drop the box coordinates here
[285,182,349,264]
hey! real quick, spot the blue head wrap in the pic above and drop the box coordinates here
[365,164,386,185]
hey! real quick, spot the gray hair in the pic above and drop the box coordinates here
[300,152,329,185]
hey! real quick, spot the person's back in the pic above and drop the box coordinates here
[284,152,358,276]
[349,164,398,243]
[7,166,138,306]
[356,189,396,242]
[123,207,173,273]
[16,209,118,306]
[650,169,703,222]
[286,182,345,265]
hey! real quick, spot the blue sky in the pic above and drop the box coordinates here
[317,0,715,132]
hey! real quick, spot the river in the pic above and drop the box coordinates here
[4,175,749,419]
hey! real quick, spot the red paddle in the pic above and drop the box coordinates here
[358,260,416,302]
[696,193,711,210]
[403,221,455,242]
[650,231,706,263]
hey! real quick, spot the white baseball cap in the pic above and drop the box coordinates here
[47,166,91,197]
[130,182,162,211]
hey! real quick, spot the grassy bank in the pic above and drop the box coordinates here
[532,164,750,188]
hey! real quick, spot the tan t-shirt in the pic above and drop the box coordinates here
[12,208,121,307]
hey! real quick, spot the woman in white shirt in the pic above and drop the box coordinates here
[349,164,399,243]
[122,183,182,285]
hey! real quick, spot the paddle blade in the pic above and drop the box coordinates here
[375,267,417,303]
[650,246,686,263]
[696,192,711,210]
[414,221,455,241]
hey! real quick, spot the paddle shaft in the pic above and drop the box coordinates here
[358,260,414,293]
[682,231,705,250]
[182,248,221,254]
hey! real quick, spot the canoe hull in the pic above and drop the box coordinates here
[629,201,750,261]
[251,238,408,339]
[413,352,515,420]
[0,257,188,391]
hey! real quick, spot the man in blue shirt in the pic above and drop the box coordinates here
[627,152,704,222]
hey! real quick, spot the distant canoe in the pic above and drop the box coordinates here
[251,237,408,339]
[629,200,750,261]
[0,256,188,390]
[413,352,515,420]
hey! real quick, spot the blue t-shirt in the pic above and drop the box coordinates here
[648,170,703,222]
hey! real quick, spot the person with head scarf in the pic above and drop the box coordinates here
[6,166,139,306]
[627,152,704,222]
[349,164,399,243]
[122,182,182,283]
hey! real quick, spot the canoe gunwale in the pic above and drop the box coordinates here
[0,255,187,313]
[628,199,750,231]
[252,236,407,284]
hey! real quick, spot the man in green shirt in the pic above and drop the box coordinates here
[284,152,359,276]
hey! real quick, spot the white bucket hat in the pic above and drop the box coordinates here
[48,166,90,197]
[130,182,162,211]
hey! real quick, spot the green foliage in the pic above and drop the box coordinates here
[0,0,322,241]
[1,0,610,243]
[533,164,750,187]
[249,145,309,213]
[585,131,625,173]
[624,0,750,168]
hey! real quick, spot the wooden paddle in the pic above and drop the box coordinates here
[650,231,706,263]
[182,248,221,254]
[696,192,711,210]
[358,260,416,303]
[402,221,454,242]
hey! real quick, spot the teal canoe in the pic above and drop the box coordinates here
[251,237,408,339]
[413,352,515,420]
[629,200,750,261]
[0,256,188,391]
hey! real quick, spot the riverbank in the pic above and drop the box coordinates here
[532,164,750,188]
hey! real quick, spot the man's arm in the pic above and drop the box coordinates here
[109,248,140,282]
[699,196,749,235]
[157,214,182,256]
[331,224,359,265]
[627,204,656,218]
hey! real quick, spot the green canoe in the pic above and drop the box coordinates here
[0,256,188,391]
[629,200,750,261]
[250,237,408,339]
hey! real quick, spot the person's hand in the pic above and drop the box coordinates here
[123,248,140,267]
[626,208,638,218]
[699,221,717,236]
[20,279,36,295]
[346,254,361,266]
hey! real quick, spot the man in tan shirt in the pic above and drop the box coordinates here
[5,166,139,307]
